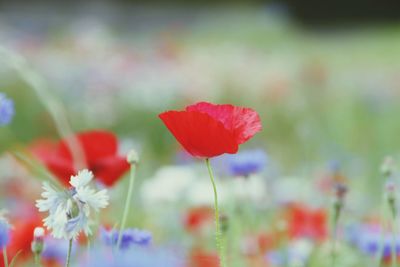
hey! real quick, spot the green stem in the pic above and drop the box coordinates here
[65,239,72,267]
[389,199,397,267]
[0,47,85,170]
[3,247,8,267]
[117,164,137,249]
[205,158,227,267]
[34,253,41,267]
[330,202,341,267]
[376,200,388,267]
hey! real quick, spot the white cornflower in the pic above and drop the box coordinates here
[36,169,109,240]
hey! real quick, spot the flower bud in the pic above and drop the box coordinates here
[385,180,397,217]
[31,227,45,255]
[34,227,45,239]
[334,183,348,202]
[127,149,139,165]
[220,214,229,233]
[381,156,396,178]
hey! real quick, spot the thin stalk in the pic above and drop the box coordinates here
[117,164,137,249]
[376,200,388,267]
[330,201,341,267]
[205,158,227,267]
[389,198,397,267]
[0,47,85,170]
[3,247,8,267]
[34,253,41,267]
[65,239,72,267]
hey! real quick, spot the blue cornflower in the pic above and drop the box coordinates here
[219,149,268,177]
[80,246,182,267]
[265,239,313,266]
[0,219,10,249]
[328,160,341,173]
[42,236,75,265]
[348,223,400,258]
[100,227,152,249]
[0,93,14,126]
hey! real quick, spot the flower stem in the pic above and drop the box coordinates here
[34,253,41,267]
[117,163,137,249]
[0,48,85,170]
[330,201,342,267]
[376,200,388,267]
[3,247,8,267]
[389,198,397,267]
[205,158,227,267]
[65,239,72,267]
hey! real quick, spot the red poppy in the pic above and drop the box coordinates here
[31,130,130,187]
[184,206,214,233]
[0,217,41,267]
[286,204,327,241]
[188,248,220,267]
[159,102,262,158]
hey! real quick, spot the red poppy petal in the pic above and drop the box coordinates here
[58,130,118,164]
[30,140,74,186]
[6,218,41,265]
[45,157,75,187]
[190,249,220,267]
[184,206,214,232]
[29,139,58,161]
[159,110,238,158]
[186,102,262,144]
[91,156,130,187]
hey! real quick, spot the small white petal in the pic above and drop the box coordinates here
[70,169,93,188]
[76,187,109,211]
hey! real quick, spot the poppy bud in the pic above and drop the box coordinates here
[127,149,139,165]
[381,156,396,178]
[385,179,397,216]
[220,214,229,233]
[31,227,45,255]
[333,183,348,206]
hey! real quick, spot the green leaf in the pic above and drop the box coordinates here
[9,250,22,267]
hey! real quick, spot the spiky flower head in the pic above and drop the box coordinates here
[36,169,109,240]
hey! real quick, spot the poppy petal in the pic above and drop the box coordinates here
[30,140,74,186]
[44,157,75,186]
[186,102,262,144]
[91,156,130,187]
[58,130,118,164]
[159,110,238,158]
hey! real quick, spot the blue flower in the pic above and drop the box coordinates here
[265,239,313,266]
[218,149,268,177]
[0,219,10,249]
[81,246,182,267]
[42,236,76,264]
[0,93,14,126]
[328,160,341,173]
[347,223,400,258]
[100,228,152,249]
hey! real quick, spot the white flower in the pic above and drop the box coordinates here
[70,169,93,188]
[141,166,196,205]
[230,174,268,205]
[36,169,109,240]
[185,178,228,206]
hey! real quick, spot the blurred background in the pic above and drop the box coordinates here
[1,0,400,202]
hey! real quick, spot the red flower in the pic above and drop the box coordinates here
[0,217,41,267]
[188,248,220,267]
[31,130,130,187]
[286,204,327,241]
[184,206,214,233]
[159,102,262,158]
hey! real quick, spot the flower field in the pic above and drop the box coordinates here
[1,4,400,267]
